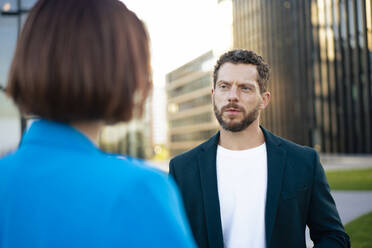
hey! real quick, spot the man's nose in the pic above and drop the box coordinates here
[227,87,239,101]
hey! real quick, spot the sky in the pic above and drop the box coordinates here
[122,0,226,87]
[121,0,232,144]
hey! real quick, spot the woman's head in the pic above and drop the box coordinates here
[6,0,151,123]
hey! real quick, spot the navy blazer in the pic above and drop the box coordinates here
[169,128,350,248]
[0,119,196,248]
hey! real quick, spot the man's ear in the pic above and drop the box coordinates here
[260,91,271,109]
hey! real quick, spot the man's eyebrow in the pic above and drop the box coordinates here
[239,82,256,87]
[217,80,256,87]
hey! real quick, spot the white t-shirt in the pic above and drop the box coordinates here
[216,143,267,248]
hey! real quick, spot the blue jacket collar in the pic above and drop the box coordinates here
[20,119,101,154]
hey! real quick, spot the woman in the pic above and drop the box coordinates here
[0,0,195,247]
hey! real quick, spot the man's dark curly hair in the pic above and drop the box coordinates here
[213,49,270,93]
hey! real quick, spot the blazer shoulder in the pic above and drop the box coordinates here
[171,143,203,163]
[271,133,318,162]
[170,140,208,168]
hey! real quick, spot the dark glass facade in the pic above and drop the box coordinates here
[233,0,372,153]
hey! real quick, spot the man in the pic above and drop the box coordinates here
[169,49,350,248]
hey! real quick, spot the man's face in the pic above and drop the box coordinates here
[212,62,268,132]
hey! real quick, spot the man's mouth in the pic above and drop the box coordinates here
[225,108,241,114]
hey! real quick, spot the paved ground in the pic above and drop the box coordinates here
[332,191,372,224]
[320,154,372,170]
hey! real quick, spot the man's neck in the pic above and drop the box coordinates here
[219,119,265,150]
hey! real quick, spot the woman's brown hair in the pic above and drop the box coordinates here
[6,0,151,123]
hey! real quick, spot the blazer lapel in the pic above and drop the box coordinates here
[198,133,224,248]
[262,127,287,247]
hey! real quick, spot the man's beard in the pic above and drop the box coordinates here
[213,101,260,132]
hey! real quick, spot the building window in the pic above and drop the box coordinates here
[169,112,212,128]
[169,74,211,98]
[171,129,216,142]
[178,94,211,112]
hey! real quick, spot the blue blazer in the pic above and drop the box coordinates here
[0,119,195,248]
[169,128,350,248]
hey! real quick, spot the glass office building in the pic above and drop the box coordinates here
[233,0,372,153]
[166,51,218,157]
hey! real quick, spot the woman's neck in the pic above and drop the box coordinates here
[71,121,104,145]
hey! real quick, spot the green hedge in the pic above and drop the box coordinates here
[326,168,372,190]
[345,211,372,248]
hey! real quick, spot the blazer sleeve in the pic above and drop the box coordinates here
[307,151,350,248]
[169,159,178,183]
